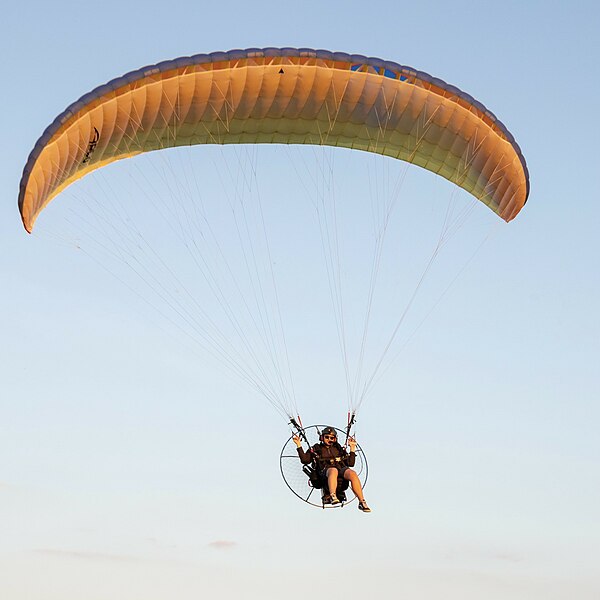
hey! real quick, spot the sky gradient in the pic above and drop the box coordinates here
[1,1,599,598]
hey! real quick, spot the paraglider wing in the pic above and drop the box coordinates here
[18,48,529,232]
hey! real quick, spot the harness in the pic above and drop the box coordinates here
[313,445,349,470]
[290,416,354,496]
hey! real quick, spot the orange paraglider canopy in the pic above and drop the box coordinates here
[18,47,529,232]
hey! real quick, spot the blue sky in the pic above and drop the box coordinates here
[1,1,599,598]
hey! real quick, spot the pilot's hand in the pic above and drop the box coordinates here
[292,435,302,448]
[348,436,357,452]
